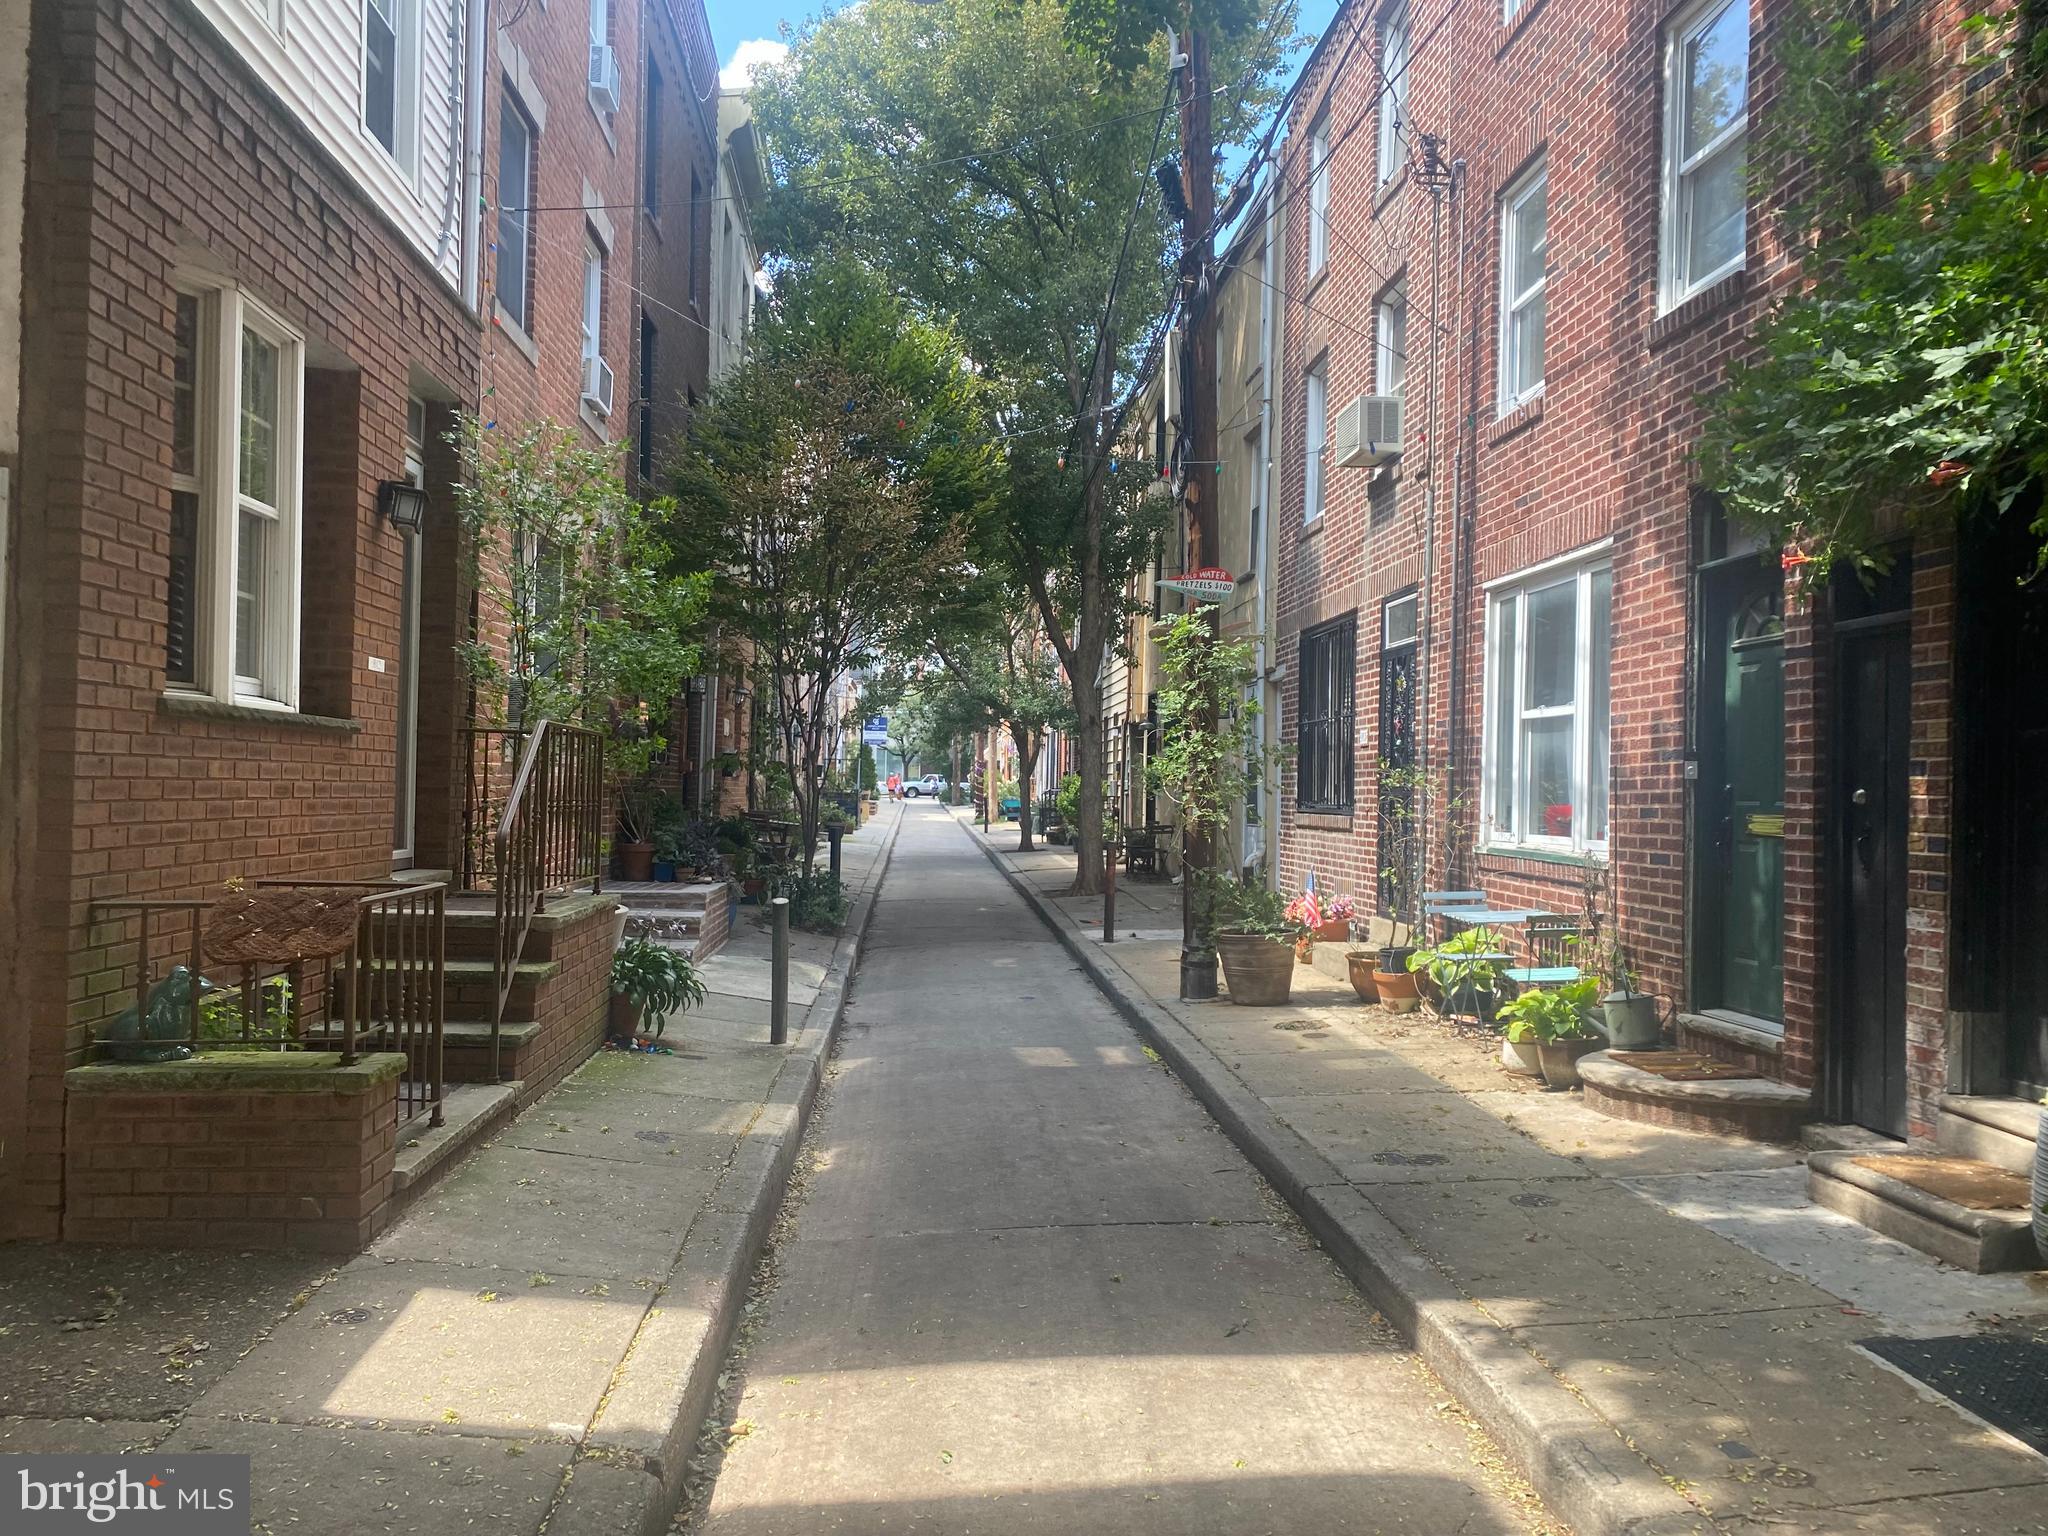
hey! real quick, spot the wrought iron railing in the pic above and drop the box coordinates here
[488,720,605,1079]
[86,881,448,1127]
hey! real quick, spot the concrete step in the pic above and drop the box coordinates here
[1937,1094,2041,1175]
[389,1082,517,1204]
[1809,1148,2041,1273]
[1579,1049,1810,1142]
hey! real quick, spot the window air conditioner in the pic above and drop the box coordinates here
[588,44,621,114]
[1333,394,1403,469]
[582,355,615,417]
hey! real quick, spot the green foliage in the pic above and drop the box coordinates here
[1496,977,1602,1043]
[1055,772,1082,831]
[779,868,851,933]
[1202,873,1307,943]
[1698,7,2048,583]
[198,974,293,1044]
[1148,609,1285,851]
[452,417,708,783]
[610,939,706,1034]
[1406,926,1514,995]
[856,744,878,793]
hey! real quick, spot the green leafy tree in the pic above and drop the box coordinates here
[668,263,1001,869]
[923,604,1076,850]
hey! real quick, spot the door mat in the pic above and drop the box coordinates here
[1607,1050,1755,1082]
[1860,1333,2048,1455]
[1850,1154,2031,1211]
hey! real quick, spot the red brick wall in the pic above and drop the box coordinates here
[62,1058,404,1253]
[513,900,616,1103]
[0,0,480,1239]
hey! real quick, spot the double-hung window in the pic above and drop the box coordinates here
[1660,0,1749,310]
[1303,360,1327,524]
[363,0,418,174]
[1482,552,1612,853]
[1308,116,1331,277]
[497,90,536,333]
[1377,281,1407,398]
[1297,616,1356,812]
[1377,5,1409,187]
[166,280,304,707]
[1498,161,1547,410]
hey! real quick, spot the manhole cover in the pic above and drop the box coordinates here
[324,1307,373,1325]
[1371,1151,1450,1167]
[1510,1192,1557,1208]
[1861,1333,2048,1454]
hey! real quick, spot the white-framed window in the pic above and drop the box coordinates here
[165,278,305,708]
[1308,115,1331,277]
[1384,588,1418,647]
[1482,550,1612,854]
[1498,161,1548,411]
[1243,424,1263,577]
[363,0,420,176]
[1377,5,1410,187]
[1377,280,1407,397]
[581,237,605,368]
[589,0,608,48]
[497,88,536,332]
[1660,0,1749,311]
[1303,359,1327,524]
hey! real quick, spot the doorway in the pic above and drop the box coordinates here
[1377,590,1418,918]
[1831,562,1912,1138]
[392,399,425,870]
[1694,555,1785,1023]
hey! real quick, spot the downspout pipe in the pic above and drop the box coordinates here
[459,0,488,314]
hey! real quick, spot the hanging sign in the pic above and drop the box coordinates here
[861,715,889,747]
[1156,566,1237,602]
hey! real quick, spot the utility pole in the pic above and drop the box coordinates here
[1176,17,1220,1002]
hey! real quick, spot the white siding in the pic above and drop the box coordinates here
[191,0,468,290]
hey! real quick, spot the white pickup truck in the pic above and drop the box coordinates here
[902,773,950,799]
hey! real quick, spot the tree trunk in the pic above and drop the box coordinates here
[1013,723,1040,852]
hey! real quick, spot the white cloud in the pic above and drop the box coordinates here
[720,38,789,89]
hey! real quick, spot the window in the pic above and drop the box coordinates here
[1308,116,1331,276]
[1499,162,1547,410]
[581,239,605,368]
[589,0,608,48]
[497,90,536,332]
[1482,552,1612,852]
[1660,0,1749,310]
[1243,426,1262,577]
[1377,281,1407,398]
[1377,6,1409,186]
[363,0,418,172]
[1384,590,1418,647]
[1303,360,1327,523]
[1298,616,1356,812]
[165,280,304,706]
[643,60,662,210]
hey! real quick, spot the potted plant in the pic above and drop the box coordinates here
[1373,933,1424,1011]
[1600,940,1661,1049]
[1345,949,1380,1003]
[1496,978,1603,1082]
[1407,926,1513,1022]
[615,780,665,883]
[1208,877,1309,1006]
[609,938,707,1044]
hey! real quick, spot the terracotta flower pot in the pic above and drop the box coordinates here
[1294,934,1315,965]
[1537,1037,1603,1090]
[607,991,641,1046]
[1373,969,1422,1013]
[1346,951,1380,1002]
[1315,917,1351,943]
[618,841,655,882]
[1216,931,1296,1006]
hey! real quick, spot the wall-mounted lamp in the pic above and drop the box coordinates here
[732,684,753,703]
[379,480,430,532]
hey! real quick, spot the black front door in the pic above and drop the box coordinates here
[1834,621,1910,1137]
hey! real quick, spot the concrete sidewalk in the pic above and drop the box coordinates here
[961,813,2048,1536]
[0,802,901,1536]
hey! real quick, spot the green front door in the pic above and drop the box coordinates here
[1700,561,1785,1021]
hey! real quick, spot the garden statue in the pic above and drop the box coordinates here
[99,965,217,1063]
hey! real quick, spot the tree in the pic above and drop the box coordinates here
[922,604,1077,850]
[751,0,1289,893]
[667,262,1000,870]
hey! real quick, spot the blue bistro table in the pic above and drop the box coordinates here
[1430,906,1579,995]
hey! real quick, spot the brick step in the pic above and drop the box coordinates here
[1808,1149,2041,1273]
[1936,1095,2041,1176]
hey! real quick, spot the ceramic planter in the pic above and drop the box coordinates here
[1537,1037,1603,1090]
[1500,1036,1543,1077]
[1314,917,1351,943]
[607,991,642,1046]
[1346,951,1380,1002]
[653,860,677,883]
[1216,931,1296,1006]
[1373,969,1422,1013]
[1602,990,1661,1050]
[618,841,655,882]
[1379,944,1417,974]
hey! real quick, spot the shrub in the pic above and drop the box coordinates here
[611,939,706,1036]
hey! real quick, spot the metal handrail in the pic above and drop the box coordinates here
[489,720,604,1079]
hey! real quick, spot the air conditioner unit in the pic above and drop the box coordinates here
[1333,393,1404,469]
[582,355,615,417]
[588,44,621,114]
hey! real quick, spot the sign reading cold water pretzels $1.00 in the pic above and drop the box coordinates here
[1154,567,1237,603]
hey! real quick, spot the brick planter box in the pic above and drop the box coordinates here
[63,1052,409,1252]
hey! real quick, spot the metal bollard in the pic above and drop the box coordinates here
[1103,839,1118,944]
[770,896,791,1045]
[828,822,843,880]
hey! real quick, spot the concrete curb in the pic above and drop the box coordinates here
[959,816,1711,1536]
[555,808,905,1536]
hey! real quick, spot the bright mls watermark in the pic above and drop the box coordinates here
[4,1455,249,1533]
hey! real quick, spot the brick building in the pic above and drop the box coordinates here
[1260,0,2029,1155]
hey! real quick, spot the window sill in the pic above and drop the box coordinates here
[494,303,539,366]
[1476,843,1605,873]
[1295,810,1354,832]
[1372,164,1408,216]
[159,692,362,733]
[1299,515,1325,542]
[1648,266,1748,350]
[579,402,611,442]
[1678,1009,1784,1055]
[1486,391,1545,446]
[588,95,618,153]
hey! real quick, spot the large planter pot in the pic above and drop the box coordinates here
[653,860,678,883]
[1602,990,1661,1050]
[1379,944,1417,974]
[1314,917,1351,944]
[1500,1036,1543,1077]
[1537,1037,1603,1090]
[618,841,655,882]
[1346,951,1380,1003]
[1373,969,1422,1013]
[1216,931,1296,1007]
[607,991,642,1046]
[609,904,630,952]
[2033,1110,2048,1266]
